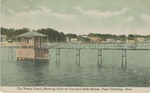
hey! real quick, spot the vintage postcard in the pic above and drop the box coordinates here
[0,0,150,93]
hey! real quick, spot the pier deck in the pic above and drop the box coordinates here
[3,43,150,68]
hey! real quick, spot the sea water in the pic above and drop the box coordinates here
[1,44,150,87]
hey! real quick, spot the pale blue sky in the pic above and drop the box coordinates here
[1,0,150,35]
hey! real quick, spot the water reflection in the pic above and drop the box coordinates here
[14,60,50,86]
[32,61,50,86]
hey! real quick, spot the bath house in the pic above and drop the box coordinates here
[16,31,50,60]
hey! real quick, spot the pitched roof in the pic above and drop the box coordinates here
[16,31,47,37]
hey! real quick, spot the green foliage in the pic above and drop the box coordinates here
[66,33,77,38]
[1,27,148,43]
[14,28,29,36]
[1,27,14,37]
[88,33,125,41]
[1,27,66,42]
[37,28,66,42]
[128,34,135,40]
[146,35,150,40]
[118,35,127,41]
[1,27,29,41]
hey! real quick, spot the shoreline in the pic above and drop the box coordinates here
[0,42,19,47]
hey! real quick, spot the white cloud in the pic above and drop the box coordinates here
[73,5,129,17]
[7,6,76,20]
[8,9,16,14]
[141,14,150,21]
[126,16,134,22]
[2,5,150,35]
[36,6,76,19]
[22,6,29,10]
[2,6,77,29]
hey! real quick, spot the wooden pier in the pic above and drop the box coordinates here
[4,41,150,68]
[48,43,150,68]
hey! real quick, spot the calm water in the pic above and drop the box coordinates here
[1,45,150,87]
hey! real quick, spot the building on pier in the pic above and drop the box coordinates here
[16,31,50,60]
[89,37,102,43]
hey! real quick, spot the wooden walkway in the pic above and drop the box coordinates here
[49,47,150,50]
[4,43,150,69]
[48,45,150,68]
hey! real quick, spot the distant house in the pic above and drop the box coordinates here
[66,37,79,43]
[116,40,122,43]
[0,35,7,42]
[127,39,136,43]
[135,38,145,42]
[66,37,71,42]
[106,39,115,42]
[89,37,102,42]
[70,38,78,42]
[82,35,88,38]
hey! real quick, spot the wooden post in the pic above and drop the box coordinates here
[125,50,127,68]
[47,37,49,48]
[76,49,80,66]
[56,48,60,64]
[40,37,42,57]
[121,50,124,68]
[97,49,102,67]
[33,37,35,48]
[11,47,13,60]
[33,58,35,61]
[8,47,10,60]
[122,50,127,68]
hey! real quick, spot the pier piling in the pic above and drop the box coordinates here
[122,50,127,68]
[56,48,60,64]
[76,49,81,66]
[97,49,102,67]
[11,47,13,60]
[7,47,13,60]
[8,47,10,60]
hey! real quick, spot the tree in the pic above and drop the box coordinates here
[128,34,135,40]
[66,33,77,38]
[118,35,127,41]
[59,32,66,42]
[37,28,66,42]
[14,28,29,36]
